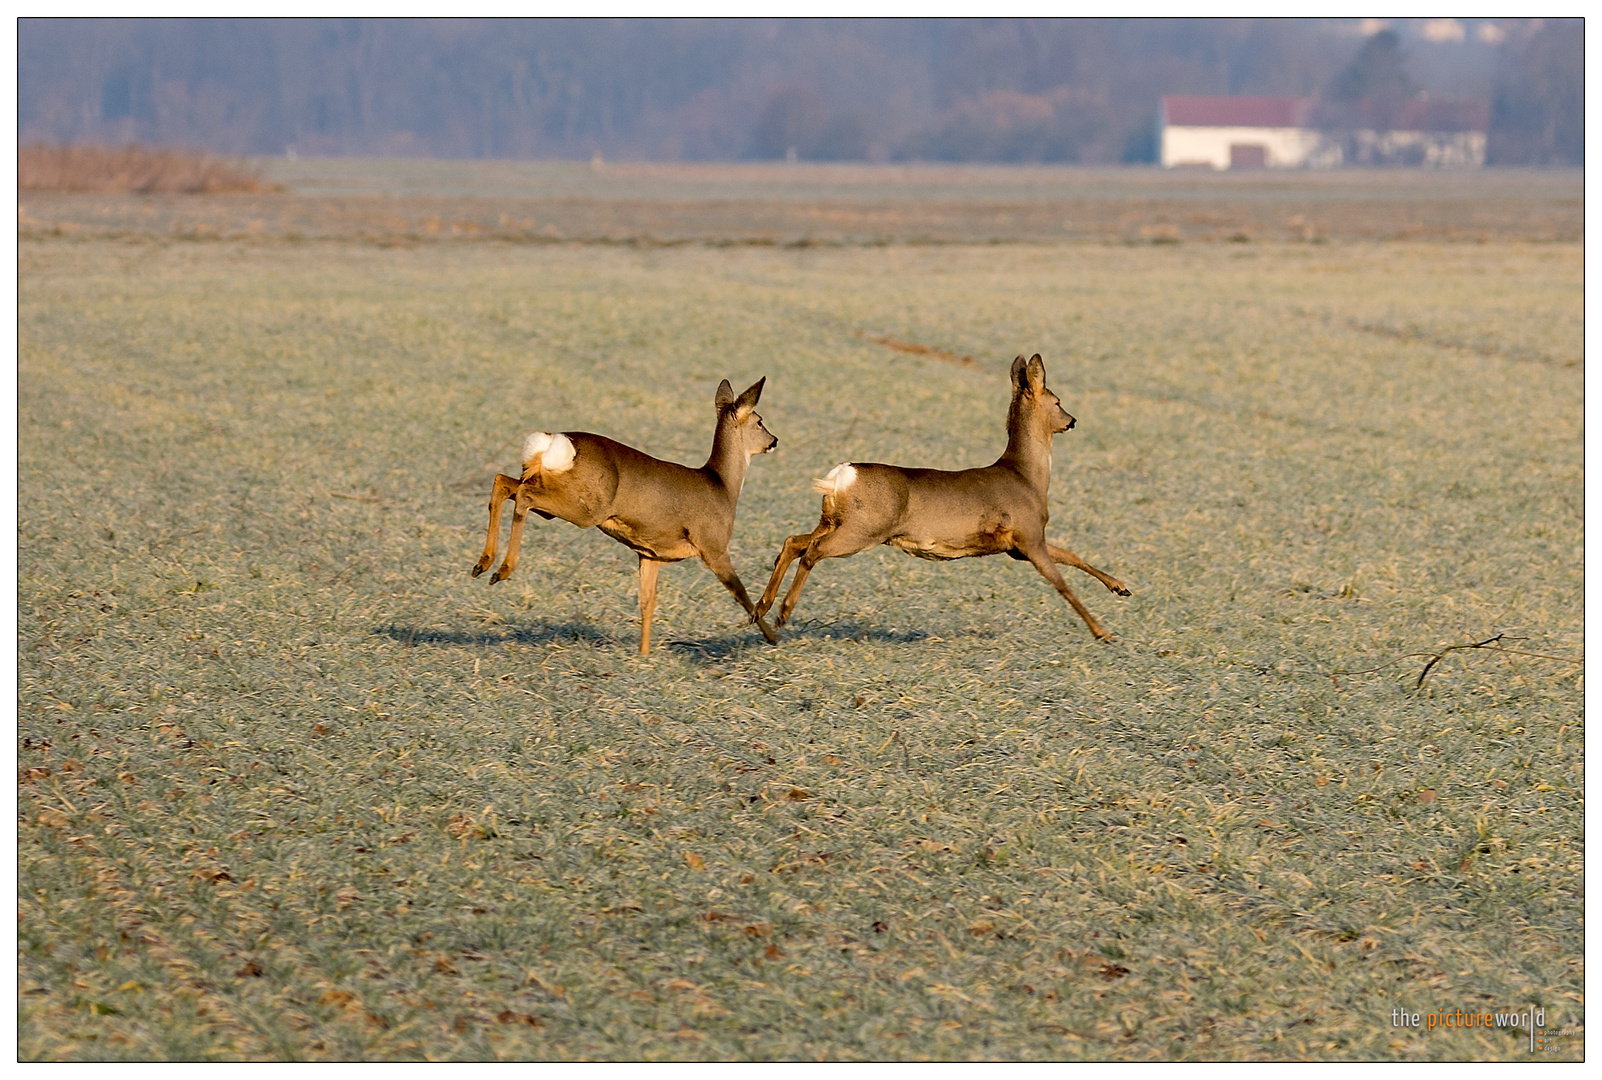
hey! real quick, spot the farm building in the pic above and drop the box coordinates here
[1160,96,1331,170]
[1334,97,1490,167]
[1160,94,1487,170]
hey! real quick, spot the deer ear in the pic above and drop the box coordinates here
[1026,354,1046,395]
[1010,355,1029,393]
[734,376,765,415]
[715,379,736,409]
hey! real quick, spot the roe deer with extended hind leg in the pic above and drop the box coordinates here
[474,378,780,654]
[755,354,1129,640]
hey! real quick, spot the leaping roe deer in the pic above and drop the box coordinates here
[472,378,780,655]
[755,354,1129,641]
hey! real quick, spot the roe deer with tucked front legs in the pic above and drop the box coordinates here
[755,354,1129,640]
[473,378,780,654]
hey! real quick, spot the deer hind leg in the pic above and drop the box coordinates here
[1021,542,1114,641]
[773,524,879,629]
[1047,543,1131,596]
[638,557,663,655]
[755,528,825,620]
[472,473,522,578]
[489,485,540,583]
[699,547,779,644]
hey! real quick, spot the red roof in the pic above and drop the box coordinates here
[1162,96,1312,128]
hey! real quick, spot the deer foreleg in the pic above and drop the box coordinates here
[490,487,535,583]
[1022,543,1113,641]
[1047,543,1130,596]
[700,548,779,644]
[472,473,521,578]
[638,557,663,655]
[756,531,819,619]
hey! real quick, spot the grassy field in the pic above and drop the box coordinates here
[19,160,1582,245]
[17,170,1583,1060]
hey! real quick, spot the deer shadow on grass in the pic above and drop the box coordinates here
[372,620,770,661]
[372,618,926,660]
[765,619,931,646]
[666,619,929,660]
[372,621,615,649]
[663,631,774,661]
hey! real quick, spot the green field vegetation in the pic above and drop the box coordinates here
[19,160,1582,245]
[18,206,1582,1060]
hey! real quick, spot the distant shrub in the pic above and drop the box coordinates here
[18,142,273,194]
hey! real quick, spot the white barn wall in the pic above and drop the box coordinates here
[1160,124,1328,169]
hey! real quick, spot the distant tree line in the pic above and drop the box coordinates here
[18,18,1582,165]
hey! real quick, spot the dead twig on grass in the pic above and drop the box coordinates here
[1329,634,1582,690]
[1414,634,1506,688]
[898,730,913,772]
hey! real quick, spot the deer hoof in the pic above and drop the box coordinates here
[490,566,511,584]
[471,559,490,578]
[1112,584,1131,597]
[755,616,779,644]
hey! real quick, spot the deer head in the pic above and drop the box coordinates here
[715,377,778,458]
[1009,353,1075,437]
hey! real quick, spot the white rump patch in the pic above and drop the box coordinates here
[522,431,575,473]
[811,462,857,496]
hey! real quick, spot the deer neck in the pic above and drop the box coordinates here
[704,416,749,497]
[999,408,1053,492]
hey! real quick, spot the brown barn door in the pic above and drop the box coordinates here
[1229,144,1267,169]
